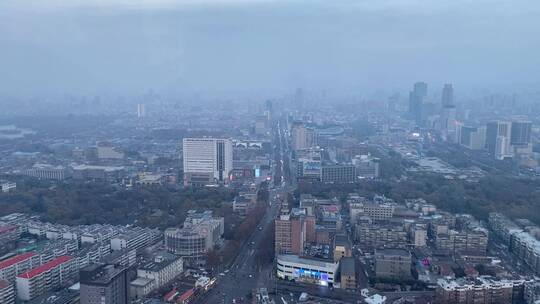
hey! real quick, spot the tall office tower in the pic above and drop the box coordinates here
[80,264,128,304]
[408,82,428,124]
[486,121,513,159]
[295,88,304,110]
[264,100,273,123]
[460,126,486,150]
[441,84,454,107]
[510,121,532,146]
[291,122,317,151]
[137,103,146,118]
[182,138,233,186]
[440,84,457,141]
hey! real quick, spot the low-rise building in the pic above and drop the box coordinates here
[1,181,16,193]
[276,254,339,287]
[374,248,412,281]
[164,211,223,265]
[0,279,15,304]
[16,255,77,301]
[136,253,183,291]
[436,276,525,304]
[0,252,41,282]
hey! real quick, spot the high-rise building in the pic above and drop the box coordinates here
[137,103,146,118]
[182,138,233,186]
[486,121,512,159]
[80,264,128,304]
[459,126,486,150]
[408,82,428,124]
[291,122,317,151]
[441,84,454,107]
[274,212,316,255]
[511,120,532,146]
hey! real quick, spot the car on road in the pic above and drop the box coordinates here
[248,274,253,278]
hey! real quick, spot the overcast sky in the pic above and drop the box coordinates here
[1,0,539,98]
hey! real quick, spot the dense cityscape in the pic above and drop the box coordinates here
[1,83,540,304]
[2,1,540,304]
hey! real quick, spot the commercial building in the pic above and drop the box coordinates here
[16,255,77,301]
[352,154,380,179]
[80,263,129,304]
[136,253,183,291]
[22,164,67,180]
[486,121,513,159]
[276,254,339,287]
[374,249,412,280]
[72,165,125,181]
[96,143,124,160]
[164,211,224,265]
[436,276,525,304]
[339,257,356,290]
[511,120,532,146]
[460,126,486,150]
[409,82,428,124]
[0,279,15,304]
[321,165,356,184]
[182,138,233,186]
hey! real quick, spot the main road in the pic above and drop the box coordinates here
[197,118,292,303]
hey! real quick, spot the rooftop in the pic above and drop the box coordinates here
[18,255,72,280]
[0,252,36,270]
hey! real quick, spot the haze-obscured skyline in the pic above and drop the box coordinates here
[1,0,539,98]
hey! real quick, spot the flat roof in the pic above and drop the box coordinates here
[340,257,355,276]
[375,248,410,257]
[278,254,338,270]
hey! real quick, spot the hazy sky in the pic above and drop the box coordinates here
[1,0,539,97]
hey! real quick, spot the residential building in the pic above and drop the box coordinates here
[436,276,525,304]
[0,252,41,282]
[16,255,77,301]
[333,234,352,262]
[340,257,356,290]
[0,279,14,304]
[110,227,161,252]
[374,248,412,280]
[291,122,317,151]
[80,263,128,304]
